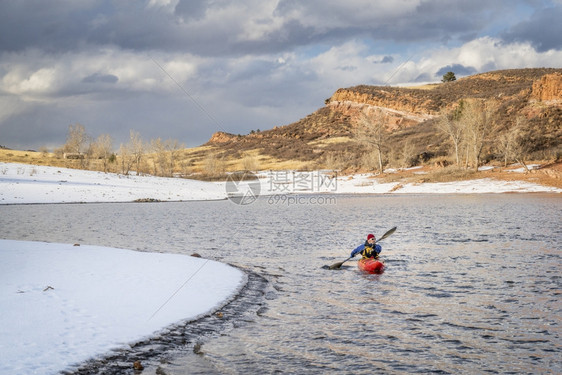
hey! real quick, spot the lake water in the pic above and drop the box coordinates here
[1,194,561,374]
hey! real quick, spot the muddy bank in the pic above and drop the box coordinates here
[64,269,270,375]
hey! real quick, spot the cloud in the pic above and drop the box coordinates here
[0,0,561,151]
[174,0,209,20]
[436,64,477,78]
[380,56,394,64]
[502,5,562,52]
[0,0,514,56]
[273,0,505,44]
[82,73,119,84]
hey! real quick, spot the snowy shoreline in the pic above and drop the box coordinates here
[1,162,560,206]
[0,162,226,205]
[0,240,246,375]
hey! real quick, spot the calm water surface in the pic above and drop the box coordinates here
[1,194,561,374]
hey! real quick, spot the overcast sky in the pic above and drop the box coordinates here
[1,0,561,151]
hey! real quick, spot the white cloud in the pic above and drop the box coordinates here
[147,0,179,9]
[416,37,562,81]
[0,48,209,101]
[305,41,387,85]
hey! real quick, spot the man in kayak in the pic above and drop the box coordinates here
[350,234,381,259]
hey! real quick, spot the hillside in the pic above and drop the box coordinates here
[201,68,561,172]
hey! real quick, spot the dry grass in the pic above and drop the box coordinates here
[176,146,313,173]
[1,147,560,188]
[0,148,105,170]
[0,145,315,179]
[375,165,475,184]
[423,166,478,183]
[402,83,441,90]
[482,162,562,189]
[0,149,53,164]
[307,136,353,147]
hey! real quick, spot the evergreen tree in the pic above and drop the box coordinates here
[442,71,456,82]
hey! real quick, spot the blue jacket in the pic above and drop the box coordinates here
[351,242,382,258]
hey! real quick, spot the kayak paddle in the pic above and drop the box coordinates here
[328,226,397,270]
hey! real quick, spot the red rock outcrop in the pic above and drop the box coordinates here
[208,131,237,143]
[328,88,439,116]
[531,73,562,103]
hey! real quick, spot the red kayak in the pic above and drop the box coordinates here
[358,258,385,274]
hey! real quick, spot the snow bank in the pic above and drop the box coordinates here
[386,178,560,194]
[0,240,246,375]
[257,171,561,195]
[0,162,226,204]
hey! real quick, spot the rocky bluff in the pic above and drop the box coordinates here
[205,68,561,169]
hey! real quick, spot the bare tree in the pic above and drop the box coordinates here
[92,134,113,172]
[129,130,145,175]
[242,154,260,171]
[64,123,89,154]
[498,116,533,172]
[151,138,185,177]
[436,102,464,166]
[150,138,167,176]
[360,150,380,170]
[461,99,497,171]
[63,123,92,168]
[203,152,225,177]
[355,108,387,172]
[400,140,417,168]
[166,139,184,177]
[513,116,534,172]
[119,143,134,175]
[497,127,517,168]
[325,152,351,171]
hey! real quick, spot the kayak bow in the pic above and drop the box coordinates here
[358,258,385,274]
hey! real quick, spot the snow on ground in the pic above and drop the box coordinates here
[0,162,225,204]
[0,162,559,205]
[381,178,560,194]
[327,173,560,194]
[260,170,561,195]
[0,240,245,375]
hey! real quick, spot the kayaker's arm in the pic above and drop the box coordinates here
[350,244,365,258]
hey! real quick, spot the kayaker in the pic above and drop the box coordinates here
[350,234,381,259]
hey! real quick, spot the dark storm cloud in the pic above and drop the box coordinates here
[0,1,135,53]
[0,0,514,57]
[436,64,477,78]
[501,5,562,52]
[82,73,119,84]
[0,1,178,53]
[0,100,72,150]
[274,0,504,44]
[174,0,210,20]
[0,0,310,57]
